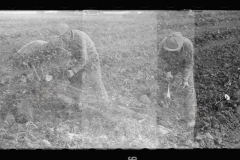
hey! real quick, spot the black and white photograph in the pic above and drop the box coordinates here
[0,10,239,149]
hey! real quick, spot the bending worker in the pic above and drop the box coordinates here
[48,22,110,106]
[158,32,196,128]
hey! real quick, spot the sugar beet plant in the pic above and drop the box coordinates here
[0,47,74,122]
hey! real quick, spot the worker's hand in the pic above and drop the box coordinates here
[181,81,189,89]
[165,72,173,81]
[66,70,74,78]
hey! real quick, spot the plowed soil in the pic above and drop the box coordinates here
[194,11,240,148]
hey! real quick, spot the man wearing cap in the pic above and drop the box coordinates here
[48,22,110,106]
[157,32,196,128]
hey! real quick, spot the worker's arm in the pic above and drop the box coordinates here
[71,32,88,74]
[182,39,194,83]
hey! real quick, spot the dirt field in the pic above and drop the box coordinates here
[194,11,240,148]
[0,11,239,149]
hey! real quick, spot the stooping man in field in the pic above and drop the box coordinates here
[157,32,196,128]
[47,22,110,105]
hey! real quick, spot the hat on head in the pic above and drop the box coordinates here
[49,22,70,37]
[163,32,184,51]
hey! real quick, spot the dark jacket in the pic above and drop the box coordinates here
[158,37,194,83]
[61,29,100,73]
